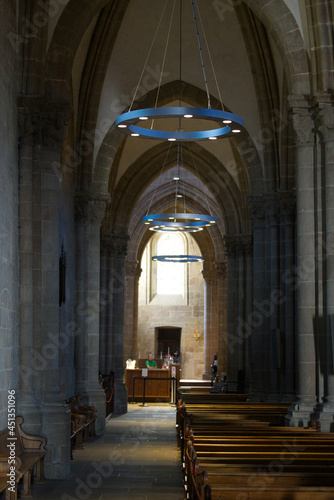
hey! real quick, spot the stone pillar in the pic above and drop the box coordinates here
[247,196,266,400]
[264,192,281,401]
[102,233,129,414]
[99,242,109,374]
[243,235,253,394]
[124,261,142,361]
[224,234,250,390]
[285,100,317,427]
[317,102,334,431]
[17,99,41,431]
[280,191,296,402]
[75,195,108,434]
[224,235,239,386]
[18,97,73,478]
[201,267,214,379]
[215,262,227,376]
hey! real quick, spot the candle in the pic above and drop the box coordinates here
[139,351,140,359]
[168,347,170,355]
[160,351,162,359]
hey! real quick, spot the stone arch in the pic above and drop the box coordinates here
[244,0,310,95]
[104,141,248,238]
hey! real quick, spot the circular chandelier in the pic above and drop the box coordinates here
[115,0,244,142]
[115,107,243,142]
[152,255,204,263]
[143,212,217,232]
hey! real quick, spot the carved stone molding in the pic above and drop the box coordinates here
[265,192,281,222]
[102,233,129,258]
[201,268,214,285]
[247,195,265,222]
[280,190,296,220]
[242,234,253,256]
[224,234,252,258]
[75,195,108,225]
[290,107,314,145]
[125,260,142,280]
[317,104,334,143]
[215,261,227,280]
[18,95,72,149]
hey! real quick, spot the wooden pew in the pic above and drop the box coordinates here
[0,417,46,498]
[179,396,334,500]
[67,395,97,453]
[0,455,22,500]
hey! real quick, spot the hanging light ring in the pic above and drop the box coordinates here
[152,255,204,263]
[143,213,217,232]
[116,107,243,141]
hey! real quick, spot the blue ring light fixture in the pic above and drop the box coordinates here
[152,255,204,263]
[116,107,243,141]
[143,213,217,232]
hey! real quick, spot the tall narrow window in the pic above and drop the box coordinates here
[156,233,185,295]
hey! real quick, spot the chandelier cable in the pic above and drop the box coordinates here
[129,0,169,112]
[187,142,213,217]
[194,0,224,111]
[191,0,211,109]
[152,0,176,126]
[146,142,173,216]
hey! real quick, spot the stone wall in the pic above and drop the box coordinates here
[0,2,19,428]
[137,237,205,380]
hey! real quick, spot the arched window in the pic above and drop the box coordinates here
[156,233,185,295]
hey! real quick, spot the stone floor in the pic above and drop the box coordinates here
[31,404,184,500]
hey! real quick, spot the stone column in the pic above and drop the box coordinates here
[224,235,247,389]
[215,262,227,376]
[317,102,334,431]
[285,100,317,426]
[17,99,41,431]
[99,240,109,374]
[18,97,73,478]
[124,261,142,361]
[75,195,108,434]
[264,192,281,401]
[243,235,253,394]
[280,191,296,402]
[247,196,266,400]
[201,267,214,379]
[103,233,129,414]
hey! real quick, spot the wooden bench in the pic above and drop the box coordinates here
[67,395,97,454]
[0,416,46,498]
[0,455,23,500]
[179,397,334,500]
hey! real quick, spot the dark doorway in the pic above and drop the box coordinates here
[156,327,181,356]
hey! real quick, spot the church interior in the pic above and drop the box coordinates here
[0,0,334,488]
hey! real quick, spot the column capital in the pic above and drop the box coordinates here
[215,261,227,280]
[289,106,315,145]
[247,195,265,222]
[280,190,296,219]
[316,104,334,143]
[101,233,129,257]
[201,268,214,284]
[75,194,108,224]
[265,192,281,221]
[125,260,142,280]
[224,234,252,257]
[18,95,72,149]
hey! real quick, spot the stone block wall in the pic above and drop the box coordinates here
[137,237,205,380]
[0,2,19,428]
